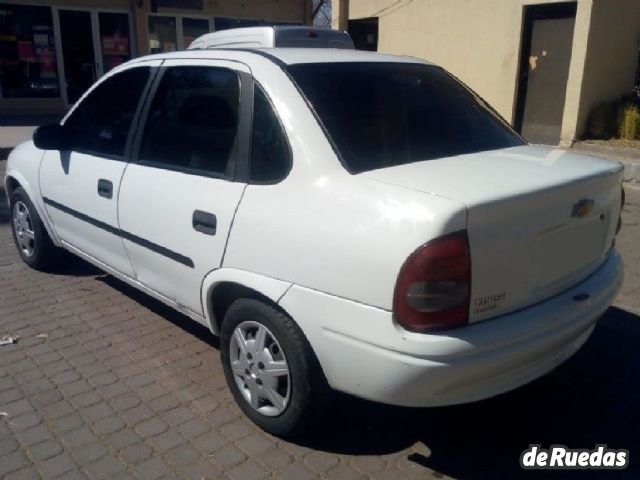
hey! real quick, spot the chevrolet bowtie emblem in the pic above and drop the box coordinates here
[571,198,594,218]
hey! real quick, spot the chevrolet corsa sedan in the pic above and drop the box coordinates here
[4,48,624,436]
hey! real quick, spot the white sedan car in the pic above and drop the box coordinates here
[4,48,624,436]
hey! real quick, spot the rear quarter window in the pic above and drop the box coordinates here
[249,85,291,183]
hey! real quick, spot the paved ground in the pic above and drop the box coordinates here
[571,142,640,184]
[572,140,640,164]
[1,158,639,479]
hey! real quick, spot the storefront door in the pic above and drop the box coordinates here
[54,8,134,106]
[58,10,94,105]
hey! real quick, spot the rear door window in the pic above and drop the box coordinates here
[138,66,239,178]
[287,62,524,174]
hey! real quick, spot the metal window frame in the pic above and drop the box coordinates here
[130,61,253,183]
[52,5,136,107]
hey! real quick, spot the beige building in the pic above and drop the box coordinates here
[0,0,310,114]
[334,0,640,146]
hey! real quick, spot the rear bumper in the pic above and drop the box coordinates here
[279,250,623,407]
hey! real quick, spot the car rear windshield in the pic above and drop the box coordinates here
[286,62,525,174]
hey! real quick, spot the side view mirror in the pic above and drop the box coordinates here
[33,124,69,151]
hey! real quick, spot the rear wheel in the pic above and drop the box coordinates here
[220,298,331,437]
[10,187,62,270]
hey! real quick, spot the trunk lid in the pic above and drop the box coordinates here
[360,145,624,322]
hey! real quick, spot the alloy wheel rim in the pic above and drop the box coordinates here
[13,201,35,258]
[229,320,290,417]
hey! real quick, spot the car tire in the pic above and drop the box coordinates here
[220,298,331,437]
[10,187,62,270]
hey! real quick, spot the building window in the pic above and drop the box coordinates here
[182,17,209,49]
[213,17,299,31]
[148,15,212,52]
[99,12,132,72]
[0,3,59,98]
[148,15,177,53]
[348,17,379,52]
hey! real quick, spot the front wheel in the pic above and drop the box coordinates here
[10,187,62,270]
[220,298,331,437]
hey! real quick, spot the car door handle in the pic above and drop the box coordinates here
[192,210,217,235]
[97,179,113,199]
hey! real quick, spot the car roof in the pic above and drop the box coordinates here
[132,48,433,67]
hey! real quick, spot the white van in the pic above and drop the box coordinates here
[187,26,354,50]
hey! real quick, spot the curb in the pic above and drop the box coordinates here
[0,147,12,160]
[572,142,640,162]
[621,162,640,184]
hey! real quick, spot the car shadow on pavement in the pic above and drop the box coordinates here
[96,273,219,349]
[51,255,104,276]
[0,181,8,225]
[297,306,640,480]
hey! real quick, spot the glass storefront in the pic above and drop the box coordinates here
[148,15,177,53]
[0,3,133,104]
[0,3,59,98]
[58,9,95,105]
[148,15,210,52]
[58,9,133,104]
[99,12,132,72]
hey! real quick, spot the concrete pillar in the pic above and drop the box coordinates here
[332,0,349,31]
[132,0,149,56]
[558,0,594,147]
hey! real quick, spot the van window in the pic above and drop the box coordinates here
[287,62,524,174]
[139,66,239,177]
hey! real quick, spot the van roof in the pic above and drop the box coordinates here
[188,26,354,50]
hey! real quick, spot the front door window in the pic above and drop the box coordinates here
[63,66,151,159]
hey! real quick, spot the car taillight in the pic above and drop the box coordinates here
[393,230,471,332]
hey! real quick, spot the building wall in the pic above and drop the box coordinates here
[3,0,130,8]
[336,0,640,145]
[335,0,537,123]
[575,0,640,139]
